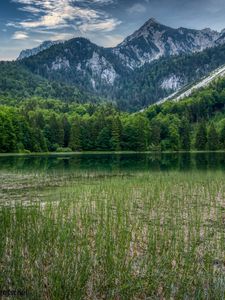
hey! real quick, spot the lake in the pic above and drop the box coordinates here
[1,152,225,173]
[1,153,225,299]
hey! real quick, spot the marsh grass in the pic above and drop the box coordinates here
[0,170,225,299]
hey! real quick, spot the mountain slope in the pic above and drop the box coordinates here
[21,38,127,92]
[17,40,61,60]
[113,18,221,69]
[111,43,225,110]
[18,18,225,69]
[159,64,225,104]
[0,61,101,105]
[6,18,225,111]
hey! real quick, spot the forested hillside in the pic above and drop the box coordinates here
[113,43,225,110]
[1,41,225,112]
[0,61,103,105]
[1,75,225,153]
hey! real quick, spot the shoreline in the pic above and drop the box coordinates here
[1,150,225,157]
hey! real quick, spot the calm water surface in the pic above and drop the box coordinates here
[1,152,225,172]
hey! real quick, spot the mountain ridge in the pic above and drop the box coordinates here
[7,18,225,110]
[17,18,225,65]
[17,40,62,60]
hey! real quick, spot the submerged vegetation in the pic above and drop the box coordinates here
[1,159,225,299]
[1,75,225,153]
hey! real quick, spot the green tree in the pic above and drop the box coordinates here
[149,121,161,151]
[69,117,81,151]
[62,115,71,148]
[220,123,225,150]
[110,116,122,151]
[45,114,64,150]
[208,123,219,151]
[195,122,207,151]
[0,111,17,152]
[179,117,191,151]
[96,127,111,150]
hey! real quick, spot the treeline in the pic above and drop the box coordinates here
[1,76,225,153]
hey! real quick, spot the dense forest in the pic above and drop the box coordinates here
[0,61,103,105]
[1,75,225,153]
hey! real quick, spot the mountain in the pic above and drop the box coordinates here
[5,18,225,111]
[159,63,225,104]
[112,42,225,110]
[112,18,222,69]
[0,61,102,105]
[20,37,126,90]
[18,18,225,68]
[17,40,61,60]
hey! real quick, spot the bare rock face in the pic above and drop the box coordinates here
[86,52,117,86]
[17,41,61,60]
[113,18,222,69]
[51,57,70,71]
[161,75,183,90]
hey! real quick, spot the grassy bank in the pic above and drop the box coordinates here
[1,170,225,299]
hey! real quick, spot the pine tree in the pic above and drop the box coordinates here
[150,121,161,149]
[195,122,207,151]
[220,124,225,149]
[96,127,111,150]
[62,116,71,148]
[110,116,121,151]
[179,117,191,151]
[208,123,219,151]
[168,123,180,151]
[46,114,64,149]
[69,117,81,151]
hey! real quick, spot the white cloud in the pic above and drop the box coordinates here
[49,32,75,41]
[127,3,146,14]
[10,0,120,33]
[79,18,121,32]
[12,31,29,39]
[102,34,123,47]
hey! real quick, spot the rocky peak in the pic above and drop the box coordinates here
[121,17,166,44]
[114,20,224,69]
[141,17,162,28]
[17,40,62,60]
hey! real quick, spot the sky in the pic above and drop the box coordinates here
[1,0,225,60]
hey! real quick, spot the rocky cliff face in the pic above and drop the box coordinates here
[17,40,61,60]
[18,19,225,69]
[113,18,222,69]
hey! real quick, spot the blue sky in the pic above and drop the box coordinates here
[1,0,225,60]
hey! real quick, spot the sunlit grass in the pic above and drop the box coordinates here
[1,170,225,299]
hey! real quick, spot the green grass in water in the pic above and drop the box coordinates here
[0,170,225,299]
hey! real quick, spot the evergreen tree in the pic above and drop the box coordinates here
[179,117,191,151]
[45,114,64,150]
[62,116,71,148]
[69,117,81,151]
[0,112,17,152]
[220,123,225,149]
[110,116,122,151]
[208,123,219,151]
[97,127,111,150]
[149,121,161,150]
[168,123,180,151]
[195,122,207,151]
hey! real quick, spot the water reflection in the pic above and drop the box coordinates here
[1,153,225,173]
